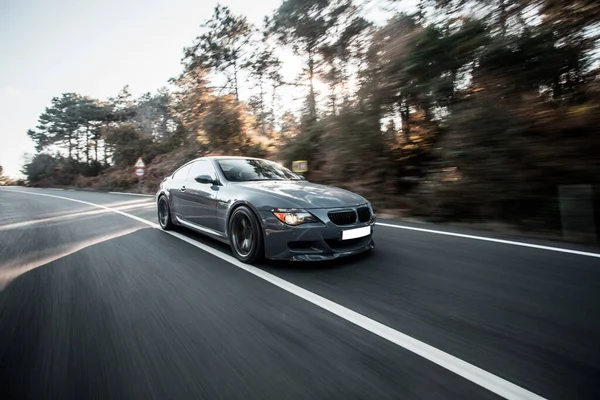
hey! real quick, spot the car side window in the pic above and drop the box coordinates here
[172,163,192,180]
[189,160,217,181]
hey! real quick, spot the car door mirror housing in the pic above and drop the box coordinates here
[195,175,216,184]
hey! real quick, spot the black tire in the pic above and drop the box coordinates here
[157,195,174,230]
[228,205,264,263]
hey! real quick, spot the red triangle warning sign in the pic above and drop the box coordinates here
[134,157,145,168]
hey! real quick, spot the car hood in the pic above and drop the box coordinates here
[236,180,367,209]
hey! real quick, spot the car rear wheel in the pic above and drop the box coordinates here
[228,206,264,263]
[157,195,174,230]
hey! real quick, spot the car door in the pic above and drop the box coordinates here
[180,160,220,231]
[169,162,193,219]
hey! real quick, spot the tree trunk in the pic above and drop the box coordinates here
[68,131,73,159]
[259,79,266,136]
[330,86,337,116]
[104,143,109,166]
[307,47,317,119]
[270,84,277,130]
[451,69,458,99]
[85,127,90,164]
[233,60,239,101]
[499,0,507,37]
[418,0,426,24]
[75,131,81,162]
[340,76,348,106]
[400,99,411,143]
[94,133,98,162]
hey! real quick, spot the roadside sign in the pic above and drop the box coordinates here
[134,157,145,168]
[135,168,144,177]
[292,160,308,173]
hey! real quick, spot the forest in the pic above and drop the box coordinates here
[21,0,600,235]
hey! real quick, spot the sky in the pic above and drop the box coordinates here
[0,0,417,178]
[0,0,288,178]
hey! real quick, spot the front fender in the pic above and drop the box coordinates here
[217,185,294,235]
[223,199,265,235]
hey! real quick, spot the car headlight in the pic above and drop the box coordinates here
[367,202,375,217]
[272,209,319,226]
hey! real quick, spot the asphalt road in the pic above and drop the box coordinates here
[1,187,599,400]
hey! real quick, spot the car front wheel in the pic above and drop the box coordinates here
[228,206,264,263]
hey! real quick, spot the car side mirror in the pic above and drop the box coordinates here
[195,175,216,185]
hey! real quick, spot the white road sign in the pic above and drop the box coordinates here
[292,160,308,173]
[135,168,144,177]
[134,157,145,168]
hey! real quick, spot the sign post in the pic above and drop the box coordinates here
[134,157,145,193]
[292,160,308,174]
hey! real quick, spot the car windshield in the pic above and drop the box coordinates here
[217,159,302,182]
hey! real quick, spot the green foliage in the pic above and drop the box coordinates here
[478,29,587,99]
[270,0,343,117]
[20,0,600,236]
[270,0,330,53]
[246,45,283,133]
[241,141,270,159]
[21,154,83,185]
[279,117,323,170]
[22,154,57,183]
[27,93,113,163]
[133,89,177,140]
[321,107,388,177]
[0,163,8,185]
[184,5,254,99]
[197,94,258,154]
[103,124,153,167]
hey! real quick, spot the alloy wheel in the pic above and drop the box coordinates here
[158,197,172,229]
[231,213,254,257]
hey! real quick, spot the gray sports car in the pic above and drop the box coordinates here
[156,156,375,263]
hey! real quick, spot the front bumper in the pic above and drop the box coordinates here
[258,206,376,261]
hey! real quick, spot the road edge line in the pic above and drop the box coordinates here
[376,222,600,258]
[1,188,159,228]
[109,191,155,197]
[0,188,546,400]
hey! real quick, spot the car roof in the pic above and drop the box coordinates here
[192,155,264,162]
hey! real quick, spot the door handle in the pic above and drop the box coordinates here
[180,186,186,192]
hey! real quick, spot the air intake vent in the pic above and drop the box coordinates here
[357,206,371,223]
[328,210,356,226]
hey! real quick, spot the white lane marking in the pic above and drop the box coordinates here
[109,191,155,197]
[30,188,600,258]
[376,222,600,258]
[0,188,546,400]
[1,189,159,228]
[0,202,154,231]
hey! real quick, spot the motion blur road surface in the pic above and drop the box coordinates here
[1,188,599,400]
